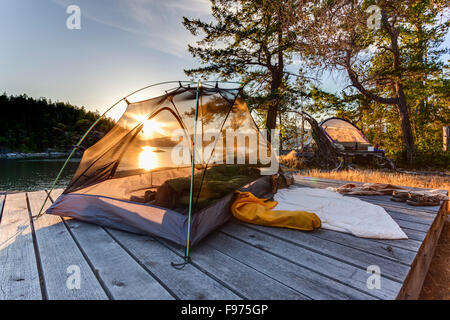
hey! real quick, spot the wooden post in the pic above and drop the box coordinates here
[443,126,449,152]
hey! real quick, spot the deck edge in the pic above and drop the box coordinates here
[396,200,448,300]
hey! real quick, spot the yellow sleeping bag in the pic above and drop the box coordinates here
[231,191,321,231]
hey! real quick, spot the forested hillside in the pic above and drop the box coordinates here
[0,93,115,153]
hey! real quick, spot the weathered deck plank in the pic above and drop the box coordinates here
[48,188,176,299]
[161,239,308,300]
[220,222,401,300]
[0,174,444,300]
[62,218,174,300]
[394,226,426,242]
[49,189,64,202]
[304,227,416,265]
[392,218,430,233]
[382,209,433,226]
[209,235,376,300]
[360,202,436,221]
[240,222,411,283]
[27,190,108,300]
[106,228,240,300]
[374,237,422,253]
[214,227,381,299]
[0,193,41,300]
[355,196,441,214]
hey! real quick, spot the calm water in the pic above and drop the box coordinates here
[0,159,80,192]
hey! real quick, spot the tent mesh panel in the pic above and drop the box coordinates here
[65,86,272,214]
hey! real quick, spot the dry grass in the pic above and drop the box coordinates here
[299,169,450,191]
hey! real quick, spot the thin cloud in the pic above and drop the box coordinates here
[51,0,211,57]
[124,0,211,56]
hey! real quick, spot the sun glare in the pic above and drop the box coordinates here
[134,115,167,139]
[139,146,158,171]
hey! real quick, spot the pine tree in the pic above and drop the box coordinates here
[183,0,303,135]
[291,0,449,166]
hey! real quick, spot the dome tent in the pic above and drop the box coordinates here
[43,81,275,261]
[320,117,372,151]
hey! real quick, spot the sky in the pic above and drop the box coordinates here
[0,0,217,119]
[1,0,449,120]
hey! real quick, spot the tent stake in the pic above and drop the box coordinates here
[184,80,201,262]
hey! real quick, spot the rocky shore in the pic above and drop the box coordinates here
[0,151,73,160]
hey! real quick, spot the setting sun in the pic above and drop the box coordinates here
[134,115,167,139]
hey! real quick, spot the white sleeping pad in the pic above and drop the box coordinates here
[274,186,408,239]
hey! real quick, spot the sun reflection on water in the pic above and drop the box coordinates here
[139,146,158,171]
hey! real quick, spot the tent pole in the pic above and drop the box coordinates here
[36,79,243,220]
[35,80,200,218]
[185,80,201,262]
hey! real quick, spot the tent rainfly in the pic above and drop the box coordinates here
[44,81,275,262]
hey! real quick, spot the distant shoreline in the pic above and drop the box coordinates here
[0,151,81,160]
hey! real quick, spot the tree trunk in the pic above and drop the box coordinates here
[266,25,284,142]
[395,82,416,166]
[302,112,340,169]
[266,104,278,131]
[266,67,282,141]
[342,10,417,167]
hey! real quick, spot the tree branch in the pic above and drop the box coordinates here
[344,51,399,105]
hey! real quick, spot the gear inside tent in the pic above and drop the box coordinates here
[46,82,276,255]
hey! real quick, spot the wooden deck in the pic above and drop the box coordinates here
[0,177,447,300]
